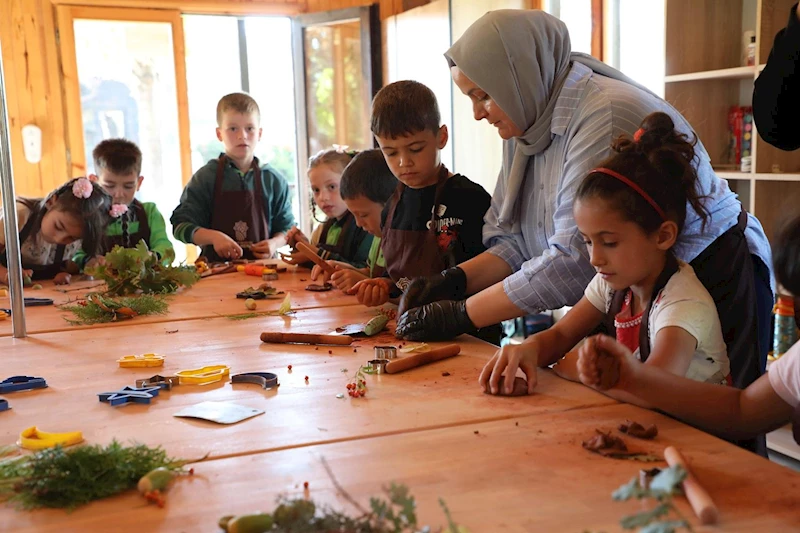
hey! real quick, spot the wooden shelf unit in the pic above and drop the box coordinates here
[665,0,800,243]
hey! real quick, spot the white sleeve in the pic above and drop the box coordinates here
[583,273,610,313]
[651,296,718,348]
[769,343,800,409]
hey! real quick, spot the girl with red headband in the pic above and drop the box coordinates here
[480,112,731,397]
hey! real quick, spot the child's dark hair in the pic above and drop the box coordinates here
[93,138,143,176]
[21,178,112,257]
[576,112,709,234]
[371,80,440,139]
[774,213,800,296]
[340,149,398,204]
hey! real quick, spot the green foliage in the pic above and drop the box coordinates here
[60,292,168,325]
[219,482,468,532]
[0,441,180,510]
[611,466,693,533]
[87,241,199,296]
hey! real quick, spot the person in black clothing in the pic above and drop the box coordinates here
[753,3,800,151]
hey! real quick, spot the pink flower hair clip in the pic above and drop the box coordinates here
[72,177,93,199]
[333,144,350,153]
[109,204,129,218]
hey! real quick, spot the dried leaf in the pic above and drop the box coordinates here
[399,343,430,353]
[619,420,659,440]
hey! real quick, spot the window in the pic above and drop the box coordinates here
[605,0,665,96]
[544,0,593,55]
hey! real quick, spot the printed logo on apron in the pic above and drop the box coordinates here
[234,221,249,242]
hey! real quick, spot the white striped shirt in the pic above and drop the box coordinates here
[484,62,773,313]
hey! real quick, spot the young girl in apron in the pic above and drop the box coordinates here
[283,148,372,269]
[577,210,800,451]
[0,177,112,285]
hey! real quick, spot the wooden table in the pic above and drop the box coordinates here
[0,267,359,337]
[7,403,799,532]
[0,306,615,459]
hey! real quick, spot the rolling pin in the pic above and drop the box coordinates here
[296,242,336,275]
[260,332,353,345]
[664,446,719,525]
[385,344,461,374]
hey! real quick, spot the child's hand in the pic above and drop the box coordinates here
[212,232,243,260]
[286,226,309,248]
[54,272,72,285]
[330,268,368,293]
[0,268,33,285]
[250,240,274,259]
[577,334,630,390]
[479,342,540,396]
[85,256,106,270]
[279,250,309,266]
[347,278,391,307]
[310,260,347,282]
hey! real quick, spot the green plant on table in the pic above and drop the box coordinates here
[612,465,693,533]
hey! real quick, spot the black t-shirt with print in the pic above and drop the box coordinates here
[380,173,491,269]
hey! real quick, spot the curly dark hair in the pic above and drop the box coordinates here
[576,112,710,235]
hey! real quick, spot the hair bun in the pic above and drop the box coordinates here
[637,112,679,146]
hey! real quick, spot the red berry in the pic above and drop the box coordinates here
[348,390,354,396]
[328,350,332,354]
[287,365,292,370]
[304,376,309,381]
[303,481,309,489]
[189,468,194,475]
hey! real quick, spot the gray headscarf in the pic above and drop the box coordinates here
[445,10,653,232]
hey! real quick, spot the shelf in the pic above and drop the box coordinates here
[665,66,757,83]
[715,170,752,180]
[714,171,800,182]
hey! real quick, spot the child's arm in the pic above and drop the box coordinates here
[144,203,175,265]
[320,233,372,269]
[347,277,392,307]
[479,296,605,395]
[578,334,795,440]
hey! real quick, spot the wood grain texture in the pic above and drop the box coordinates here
[4,404,798,532]
[50,0,304,15]
[0,306,615,460]
[0,266,361,337]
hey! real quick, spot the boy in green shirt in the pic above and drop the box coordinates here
[171,92,295,262]
[76,138,173,268]
[309,149,397,291]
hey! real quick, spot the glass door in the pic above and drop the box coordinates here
[56,6,191,262]
[292,5,381,233]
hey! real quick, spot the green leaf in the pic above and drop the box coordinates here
[649,466,686,496]
[620,503,670,529]
[639,520,688,533]
[612,477,647,501]
[276,293,292,315]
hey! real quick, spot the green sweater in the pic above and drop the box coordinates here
[367,237,385,278]
[73,201,173,267]
[171,156,295,244]
[315,213,373,269]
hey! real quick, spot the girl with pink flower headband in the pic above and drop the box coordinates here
[0,177,112,286]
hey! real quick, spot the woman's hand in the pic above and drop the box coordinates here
[395,300,475,341]
[54,272,72,285]
[397,267,467,317]
[347,278,392,307]
[576,334,635,390]
[479,341,541,396]
[250,239,274,259]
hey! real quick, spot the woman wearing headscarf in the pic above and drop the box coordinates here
[395,10,773,394]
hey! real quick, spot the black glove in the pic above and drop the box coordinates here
[395,299,475,341]
[397,267,468,317]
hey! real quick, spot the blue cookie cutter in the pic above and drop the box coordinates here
[98,385,160,406]
[0,399,9,412]
[0,376,47,393]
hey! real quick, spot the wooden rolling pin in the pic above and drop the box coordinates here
[385,344,461,374]
[260,332,353,345]
[296,242,336,275]
[664,446,719,525]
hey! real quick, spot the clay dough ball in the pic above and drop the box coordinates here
[245,298,257,310]
[595,349,621,390]
[305,283,332,292]
[484,375,529,397]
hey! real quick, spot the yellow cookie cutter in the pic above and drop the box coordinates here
[118,353,165,368]
[18,426,84,450]
[175,365,230,385]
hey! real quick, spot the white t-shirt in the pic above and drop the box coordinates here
[584,261,730,384]
[769,342,800,408]
[0,202,81,267]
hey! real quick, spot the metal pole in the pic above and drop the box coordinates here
[0,38,27,338]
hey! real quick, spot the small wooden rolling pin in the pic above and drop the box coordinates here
[385,344,461,374]
[664,446,719,525]
[296,242,336,275]
[260,332,353,345]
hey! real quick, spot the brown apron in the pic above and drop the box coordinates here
[318,211,361,257]
[101,199,151,252]
[205,155,269,262]
[381,166,449,287]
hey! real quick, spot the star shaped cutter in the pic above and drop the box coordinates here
[98,385,160,406]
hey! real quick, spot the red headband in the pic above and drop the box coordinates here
[590,167,667,221]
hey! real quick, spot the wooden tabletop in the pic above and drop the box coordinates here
[1,306,615,459]
[0,267,359,337]
[6,403,799,532]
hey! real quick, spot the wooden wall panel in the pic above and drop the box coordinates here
[0,0,70,198]
[665,0,743,75]
[50,0,304,15]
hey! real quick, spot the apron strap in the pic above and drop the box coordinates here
[606,253,680,362]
